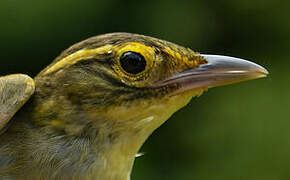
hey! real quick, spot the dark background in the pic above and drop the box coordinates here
[0,0,289,179]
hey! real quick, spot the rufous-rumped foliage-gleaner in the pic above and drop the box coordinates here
[0,33,268,180]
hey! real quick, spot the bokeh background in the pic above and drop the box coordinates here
[0,0,289,179]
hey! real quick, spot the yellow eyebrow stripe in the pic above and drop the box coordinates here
[43,45,113,75]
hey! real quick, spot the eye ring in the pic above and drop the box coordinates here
[119,51,147,75]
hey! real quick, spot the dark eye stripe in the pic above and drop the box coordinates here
[120,52,146,74]
[70,58,130,88]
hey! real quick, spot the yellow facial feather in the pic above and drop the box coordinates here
[113,42,156,81]
[43,45,113,75]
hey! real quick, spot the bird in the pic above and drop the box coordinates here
[0,32,268,180]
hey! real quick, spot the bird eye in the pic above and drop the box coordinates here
[120,52,146,74]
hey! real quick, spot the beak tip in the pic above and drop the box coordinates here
[200,54,269,78]
[250,61,269,79]
[260,66,269,76]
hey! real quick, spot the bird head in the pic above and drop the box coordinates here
[31,32,268,154]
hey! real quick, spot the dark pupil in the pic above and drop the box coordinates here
[120,52,146,74]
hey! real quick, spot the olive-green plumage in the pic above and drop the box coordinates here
[0,33,268,180]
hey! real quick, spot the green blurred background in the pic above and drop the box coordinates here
[0,0,289,179]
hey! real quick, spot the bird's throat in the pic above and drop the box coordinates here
[20,87,204,179]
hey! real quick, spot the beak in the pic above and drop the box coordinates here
[152,54,269,93]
